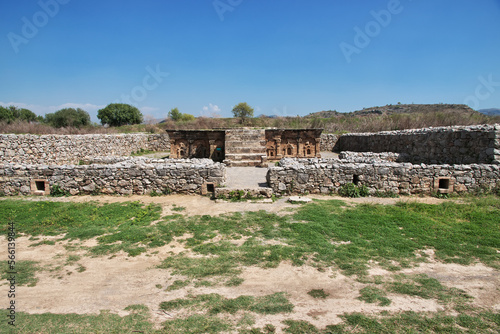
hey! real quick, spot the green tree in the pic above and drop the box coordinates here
[0,105,37,123]
[180,113,195,122]
[45,108,91,128]
[97,103,143,127]
[0,106,14,123]
[168,108,182,121]
[232,102,254,123]
[168,108,195,122]
[17,108,37,122]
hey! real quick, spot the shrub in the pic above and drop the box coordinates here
[338,183,371,198]
[50,184,69,197]
[45,108,91,128]
[97,103,143,127]
[338,183,360,198]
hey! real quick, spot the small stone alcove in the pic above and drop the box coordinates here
[30,179,50,196]
[434,177,454,194]
[201,182,216,196]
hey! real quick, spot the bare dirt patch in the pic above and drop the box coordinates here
[1,235,498,331]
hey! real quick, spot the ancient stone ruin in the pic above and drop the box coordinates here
[0,124,498,197]
[168,128,323,167]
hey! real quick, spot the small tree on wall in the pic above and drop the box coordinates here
[232,102,254,124]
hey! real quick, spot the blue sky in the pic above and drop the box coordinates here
[1,0,499,122]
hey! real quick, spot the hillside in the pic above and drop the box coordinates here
[307,104,477,118]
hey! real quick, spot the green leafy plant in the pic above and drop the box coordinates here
[50,184,69,197]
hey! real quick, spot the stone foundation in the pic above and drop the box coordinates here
[267,158,500,196]
[0,158,225,196]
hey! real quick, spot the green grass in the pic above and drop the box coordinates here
[0,308,154,334]
[387,274,472,305]
[358,286,391,306]
[0,260,40,286]
[2,197,499,333]
[2,197,499,277]
[0,200,162,256]
[308,289,329,299]
[159,292,293,315]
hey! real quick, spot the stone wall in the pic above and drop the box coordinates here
[0,133,170,165]
[338,151,410,162]
[336,124,500,164]
[320,133,339,152]
[0,158,225,196]
[267,158,500,196]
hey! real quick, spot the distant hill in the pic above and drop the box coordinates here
[479,108,500,116]
[306,104,477,118]
[304,110,340,118]
[351,104,477,116]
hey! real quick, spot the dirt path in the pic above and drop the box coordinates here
[5,193,448,218]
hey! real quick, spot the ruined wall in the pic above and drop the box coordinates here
[320,133,340,152]
[167,130,225,162]
[336,124,500,164]
[266,129,322,160]
[267,158,500,196]
[0,134,170,165]
[0,158,225,196]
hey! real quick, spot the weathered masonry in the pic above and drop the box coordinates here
[0,133,170,165]
[267,156,500,196]
[167,128,323,167]
[167,130,225,162]
[0,158,225,196]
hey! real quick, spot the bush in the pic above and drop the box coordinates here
[44,108,91,128]
[338,183,370,198]
[50,184,69,197]
[97,103,143,127]
[0,105,37,123]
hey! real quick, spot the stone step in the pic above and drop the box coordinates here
[225,140,266,146]
[224,153,265,161]
[225,147,267,154]
[225,160,263,167]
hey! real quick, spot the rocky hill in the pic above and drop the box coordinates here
[307,104,477,118]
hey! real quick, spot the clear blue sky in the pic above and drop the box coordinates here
[1,0,499,122]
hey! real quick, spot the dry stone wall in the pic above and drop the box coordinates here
[0,158,224,196]
[267,158,500,196]
[336,124,500,164]
[320,134,339,152]
[0,133,170,165]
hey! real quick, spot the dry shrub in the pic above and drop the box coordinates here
[0,121,118,135]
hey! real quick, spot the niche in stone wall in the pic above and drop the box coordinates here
[434,177,454,194]
[30,179,50,196]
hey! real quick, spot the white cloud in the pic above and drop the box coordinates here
[201,103,222,117]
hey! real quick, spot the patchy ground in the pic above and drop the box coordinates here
[0,194,498,333]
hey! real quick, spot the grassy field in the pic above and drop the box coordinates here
[1,196,499,333]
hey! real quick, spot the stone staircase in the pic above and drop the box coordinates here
[224,128,267,167]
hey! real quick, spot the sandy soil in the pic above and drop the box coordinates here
[1,194,497,333]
